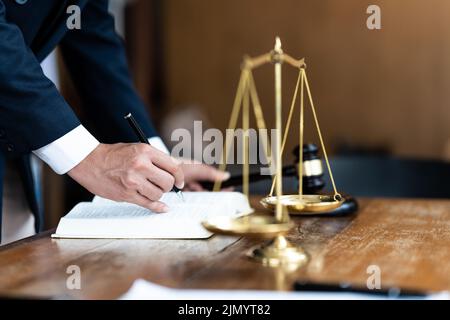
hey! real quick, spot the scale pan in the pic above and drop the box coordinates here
[202,214,294,238]
[261,194,344,214]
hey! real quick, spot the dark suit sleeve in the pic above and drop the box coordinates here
[59,0,158,144]
[0,0,80,155]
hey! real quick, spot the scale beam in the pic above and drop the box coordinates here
[242,53,306,70]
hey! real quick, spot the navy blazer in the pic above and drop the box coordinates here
[0,0,159,236]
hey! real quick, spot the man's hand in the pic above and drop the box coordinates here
[180,159,231,191]
[68,143,184,213]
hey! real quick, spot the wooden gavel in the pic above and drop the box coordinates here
[200,143,358,216]
[200,143,325,193]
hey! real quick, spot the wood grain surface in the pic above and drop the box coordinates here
[0,197,449,299]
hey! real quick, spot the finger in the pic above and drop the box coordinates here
[151,152,185,189]
[186,182,204,192]
[210,168,230,182]
[145,164,175,193]
[222,187,235,192]
[131,192,169,213]
[136,178,164,201]
[188,163,231,182]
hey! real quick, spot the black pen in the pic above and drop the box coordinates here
[294,281,427,298]
[124,113,185,201]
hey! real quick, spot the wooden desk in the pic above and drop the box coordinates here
[1,197,450,299]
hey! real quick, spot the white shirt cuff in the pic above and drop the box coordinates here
[148,136,169,154]
[32,125,100,175]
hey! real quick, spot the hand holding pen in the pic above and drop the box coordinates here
[125,113,185,201]
[68,141,184,213]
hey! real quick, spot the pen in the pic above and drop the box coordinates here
[124,113,185,201]
[293,281,427,298]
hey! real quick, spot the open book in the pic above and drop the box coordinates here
[52,192,252,239]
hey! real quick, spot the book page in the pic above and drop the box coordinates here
[65,201,234,221]
[53,192,251,239]
[92,192,252,215]
[65,202,151,219]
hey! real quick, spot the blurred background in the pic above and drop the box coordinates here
[42,0,450,227]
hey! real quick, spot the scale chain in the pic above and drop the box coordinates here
[303,71,341,199]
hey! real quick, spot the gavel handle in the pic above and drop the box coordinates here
[200,165,297,190]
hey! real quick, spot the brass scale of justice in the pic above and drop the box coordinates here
[202,37,345,268]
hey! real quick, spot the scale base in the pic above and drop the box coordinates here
[247,235,308,268]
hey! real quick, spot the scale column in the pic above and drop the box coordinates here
[274,37,286,223]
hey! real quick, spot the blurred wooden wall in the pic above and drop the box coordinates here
[148,0,450,160]
[46,0,450,227]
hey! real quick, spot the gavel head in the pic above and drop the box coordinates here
[292,143,325,194]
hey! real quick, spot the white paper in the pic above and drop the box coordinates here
[120,279,450,300]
